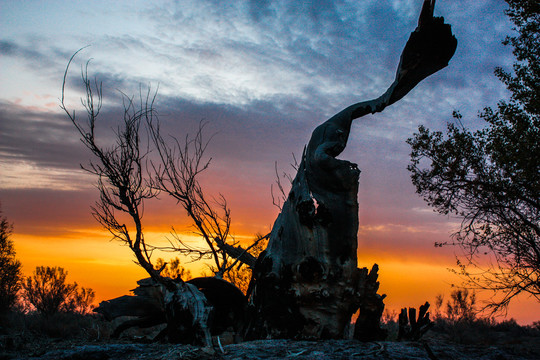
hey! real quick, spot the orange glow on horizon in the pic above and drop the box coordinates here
[15,224,540,325]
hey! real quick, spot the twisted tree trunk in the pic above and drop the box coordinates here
[248,0,457,340]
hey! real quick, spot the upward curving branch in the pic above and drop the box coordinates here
[61,56,163,286]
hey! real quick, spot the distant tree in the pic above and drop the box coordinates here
[432,294,445,321]
[0,206,22,312]
[407,0,539,312]
[69,286,96,315]
[22,266,95,315]
[155,257,193,281]
[445,289,477,323]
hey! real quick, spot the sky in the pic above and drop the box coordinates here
[1,0,538,323]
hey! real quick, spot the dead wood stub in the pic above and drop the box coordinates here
[353,265,388,341]
[398,302,434,341]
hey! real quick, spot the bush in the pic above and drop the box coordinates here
[155,257,192,280]
[445,289,477,323]
[22,312,107,339]
[22,266,95,315]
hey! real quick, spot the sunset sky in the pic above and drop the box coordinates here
[1,0,538,323]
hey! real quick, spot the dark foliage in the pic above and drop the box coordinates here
[0,206,22,313]
[155,257,193,281]
[407,0,540,311]
[445,289,477,323]
[22,266,95,315]
[431,316,540,346]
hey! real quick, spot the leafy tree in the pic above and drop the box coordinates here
[22,266,95,315]
[0,206,22,312]
[407,0,539,311]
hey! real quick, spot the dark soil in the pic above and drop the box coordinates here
[2,336,540,360]
[2,313,539,360]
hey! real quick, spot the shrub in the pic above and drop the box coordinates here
[155,257,192,280]
[22,266,95,315]
[446,288,477,323]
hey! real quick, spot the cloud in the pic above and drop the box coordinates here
[248,0,274,22]
[0,102,83,167]
[0,39,57,70]
[1,0,513,121]
[0,0,518,268]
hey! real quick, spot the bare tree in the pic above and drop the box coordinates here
[146,118,267,279]
[61,52,264,344]
[61,55,214,345]
[61,57,159,281]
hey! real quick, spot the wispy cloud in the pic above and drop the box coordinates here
[0,0,518,291]
[0,0,516,245]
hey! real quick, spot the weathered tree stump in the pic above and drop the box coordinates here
[248,123,387,339]
[248,0,456,340]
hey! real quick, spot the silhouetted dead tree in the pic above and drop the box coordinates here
[248,0,456,340]
[61,52,265,345]
[61,55,216,346]
[145,118,267,277]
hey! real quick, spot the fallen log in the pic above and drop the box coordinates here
[95,277,247,343]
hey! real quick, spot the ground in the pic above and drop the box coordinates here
[2,313,539,360]
[3,336,540,360]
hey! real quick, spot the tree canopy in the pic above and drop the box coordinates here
[407,0,539,311]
